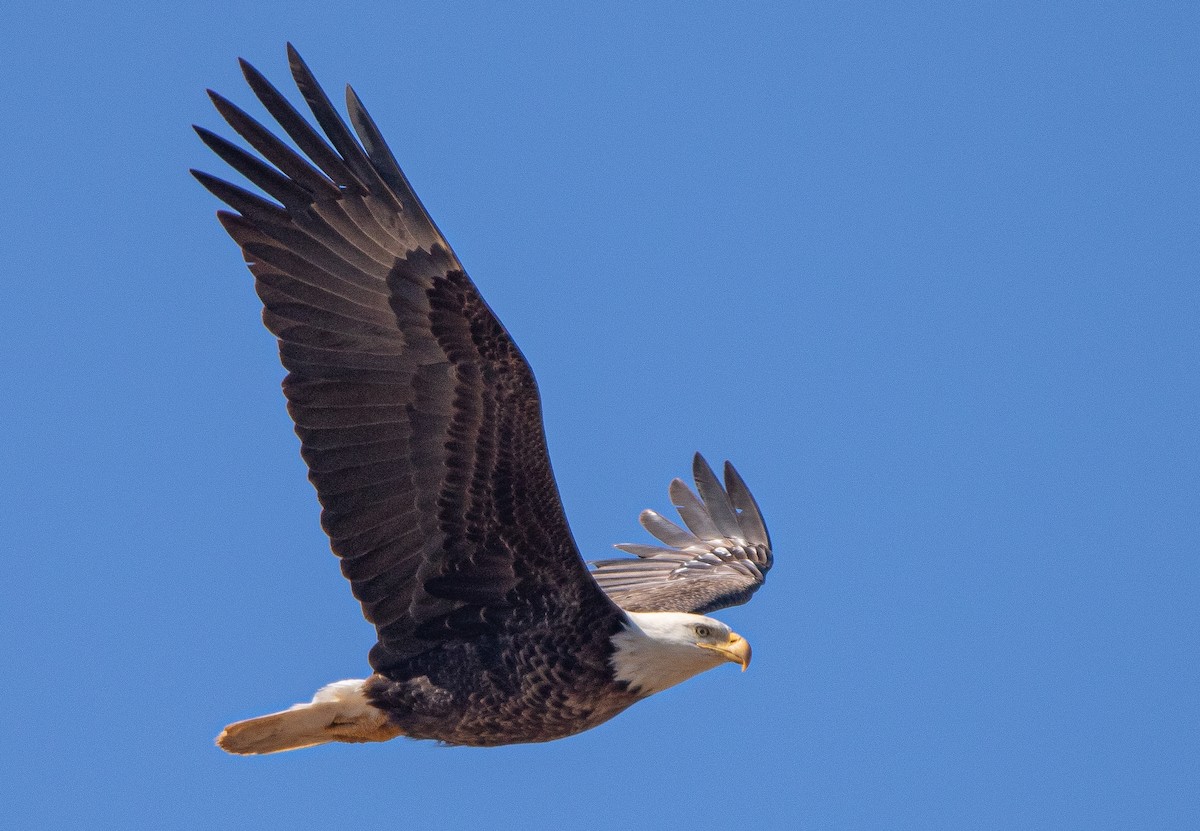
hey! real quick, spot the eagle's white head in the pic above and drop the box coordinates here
[609,611,752,696]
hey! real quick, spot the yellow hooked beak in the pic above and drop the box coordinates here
[698,632,752,671]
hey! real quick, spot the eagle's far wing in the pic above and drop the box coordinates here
[194,46,622,674]
[590,454,773,615]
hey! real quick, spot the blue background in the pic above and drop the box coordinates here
[3,2,1197,828]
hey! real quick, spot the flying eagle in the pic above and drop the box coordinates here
[195,46,774,753]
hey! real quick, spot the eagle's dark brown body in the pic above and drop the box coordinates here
[366,615,638,746]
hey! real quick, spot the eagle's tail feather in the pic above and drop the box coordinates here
[216,678,402,755]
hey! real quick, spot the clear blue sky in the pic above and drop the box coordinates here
[3,2,1197,829]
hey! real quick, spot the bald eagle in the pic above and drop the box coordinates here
[195,46,774,753]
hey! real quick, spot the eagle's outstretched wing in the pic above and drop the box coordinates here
[590,454,773,615]
[194,46,622,673]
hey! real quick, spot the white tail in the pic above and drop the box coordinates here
[216,679,402,755]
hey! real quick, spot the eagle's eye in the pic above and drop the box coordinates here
[694,625,713,638]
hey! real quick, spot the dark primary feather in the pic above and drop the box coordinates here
[590,454,773,614]
[194,45,624,674]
